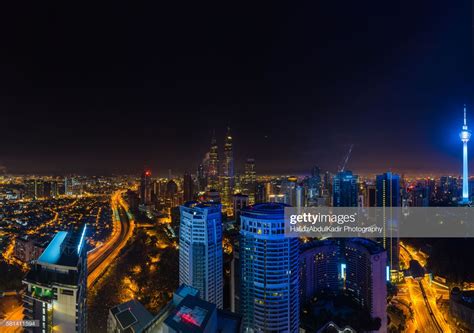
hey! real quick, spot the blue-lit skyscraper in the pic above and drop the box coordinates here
[179,201,223,308]
[376,172,401,279]
[333,171,358,207]
[23,225,88,333]
[376,172,400,207]
[460,104,471,205]
[240,203,299,332]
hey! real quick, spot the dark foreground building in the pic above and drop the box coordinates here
[23,225,88,333]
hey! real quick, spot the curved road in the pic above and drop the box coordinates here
[87,191,134,288]
[400,243,450,333]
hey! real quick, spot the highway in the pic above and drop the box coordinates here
[87,190,134,288]
[400,243,452,333]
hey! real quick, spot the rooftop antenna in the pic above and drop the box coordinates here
[464,104,468,128]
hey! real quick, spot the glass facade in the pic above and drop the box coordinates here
[240,203,299,332]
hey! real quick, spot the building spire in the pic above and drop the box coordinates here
[464,104,467,127]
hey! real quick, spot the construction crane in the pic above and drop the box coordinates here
[338,144,354,172]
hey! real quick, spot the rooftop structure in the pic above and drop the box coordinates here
[108,299,154,333]
[23,225,87,333]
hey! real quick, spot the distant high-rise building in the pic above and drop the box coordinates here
[64,176,74,196]
[23,225,88,333]
[57,178,65,195]
[232,194,248,223]
[208,132,219,190]
[221,127,234,215]
[25,179,37,199]
[41,181,58,198]
[300,238,387,332]
[376,172,401,277]
[165,179,180,208]
[264,182,273,201]
[254,183,266,204]
[50,181,59,198]
[333,171,358,207]
[281,176,298,206]
[183,172,194,202]
[307,166,322,206]
[296,185,305,207]
[376,172,400,207]
[197,161,208,191]
[242,158,256,204]
[410,182,430,207]
[240,203,299,332]
[139,170,152,205]
[179,202,223,308]
[323,171,332,194]
[43,181,52,198]
[362,183,377,207]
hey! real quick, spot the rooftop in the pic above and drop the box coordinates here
[36,225,87,267]
[175,284,199,298]
[110,299,153,333]
[241,202,289,218]
[37,231,68,265]
[164,295,216,333]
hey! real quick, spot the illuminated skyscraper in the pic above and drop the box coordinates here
[376,172,401,278]
[376,172,400,207]
[281,176,298,206]
[242,158,256,204]
[23,225,88,333]
[460,104,471,205]
[307,166,322,206]
[333,171,358,207]
[179,201,223,309]
[208,132,219,190]
[221,127,234,214]
[296,185,305,207]
[240,203,299,332]
[139,170,152,205]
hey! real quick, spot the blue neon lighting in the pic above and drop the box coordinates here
[341,263,346,279]
[386,266,390,282]
[37,231,68,265]
[77,224,87,254]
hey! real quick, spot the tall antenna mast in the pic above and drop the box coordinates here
[464,104,467,127]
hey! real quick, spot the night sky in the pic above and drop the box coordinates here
[0,2,472,176]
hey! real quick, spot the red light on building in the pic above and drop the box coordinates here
[177,312,199,326]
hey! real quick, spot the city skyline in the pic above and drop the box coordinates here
[1,109,474,178]
[1,2,474,333]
